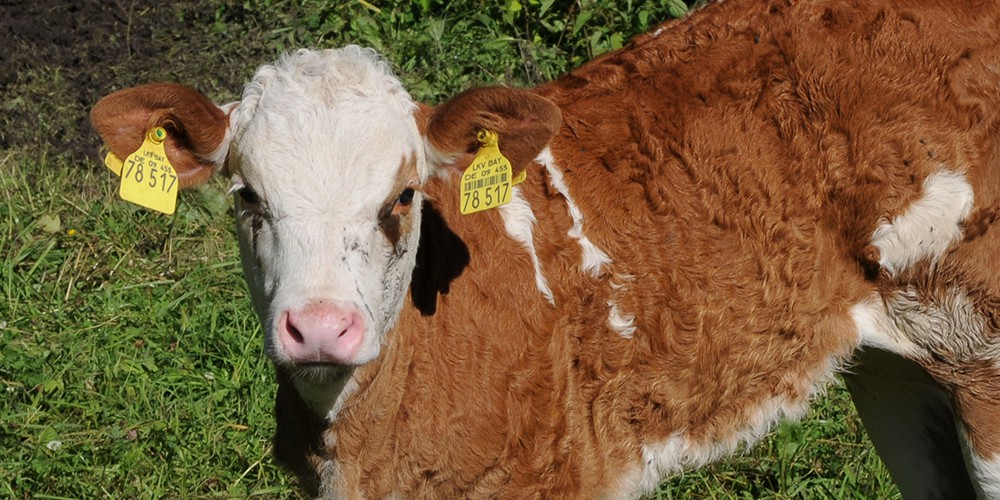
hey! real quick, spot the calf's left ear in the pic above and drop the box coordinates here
[420,87,562,174]
[91,83,236,188]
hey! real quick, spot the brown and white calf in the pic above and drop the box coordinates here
[92,0,1000,497]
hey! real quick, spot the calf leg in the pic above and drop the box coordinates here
[843,348,976,499]
[945,368,1000,498]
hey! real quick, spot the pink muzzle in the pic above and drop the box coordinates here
[277,302,366,365]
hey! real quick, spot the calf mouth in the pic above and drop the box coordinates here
[284,361,355,385]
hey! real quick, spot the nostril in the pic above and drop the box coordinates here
[337,317,354,339]
[286,316,304,344]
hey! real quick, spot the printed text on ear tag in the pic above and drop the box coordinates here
[118,127,179,215]
[460,130,517,215]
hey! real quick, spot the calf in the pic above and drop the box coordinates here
[92,0,1000,497]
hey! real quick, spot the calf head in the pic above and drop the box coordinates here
[92,47,560,413]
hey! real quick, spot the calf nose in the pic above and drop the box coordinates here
[278,302,365,364]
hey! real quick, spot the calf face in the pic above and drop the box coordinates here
[94,48,428,386]
[227,49,426,381]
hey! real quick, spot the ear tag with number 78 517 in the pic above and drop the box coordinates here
[105,127,179,215]
[459,130,525,215]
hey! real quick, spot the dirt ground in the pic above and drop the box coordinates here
[1,0,258,159]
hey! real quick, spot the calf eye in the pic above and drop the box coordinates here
[397,188,415,207]
[389,188,416,218]
[238,187,262,210]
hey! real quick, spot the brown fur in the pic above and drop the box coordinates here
[91,0,1000,495]
[309,0,1000,496]
[920,226,1000,457]
[425,87,563,180]
[91,83,230,187]
[264,0,1000,496]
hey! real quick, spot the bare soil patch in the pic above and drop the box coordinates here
[1,0,258,159]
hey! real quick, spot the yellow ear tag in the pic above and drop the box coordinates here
[104,151,124,175]
[460,130,520,215]
[117,127,179,215]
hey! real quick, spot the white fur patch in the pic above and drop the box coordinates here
[960,423,1000,499]
[967,448,1000,498]
[423,142,458,182]
[607,301,637,339]
[870,170,974,277]
[853,288,995,361]
[499,187,554,304]
[536,147,612,277]
[628,396,809,497]
[623,356,843,497]
[850,296,925,358]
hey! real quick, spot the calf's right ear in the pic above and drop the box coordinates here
[91,83,237,188]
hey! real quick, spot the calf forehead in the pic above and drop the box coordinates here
[232,48,422,213]
[237,105,416,213]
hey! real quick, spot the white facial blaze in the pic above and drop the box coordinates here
[248,217,418,363]
[226,47,425,376]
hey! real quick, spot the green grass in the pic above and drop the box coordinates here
[0,154,296,497]
[0,0,899,498]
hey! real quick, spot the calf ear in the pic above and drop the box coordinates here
[91,83,235,188]
[422,87,562,174]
